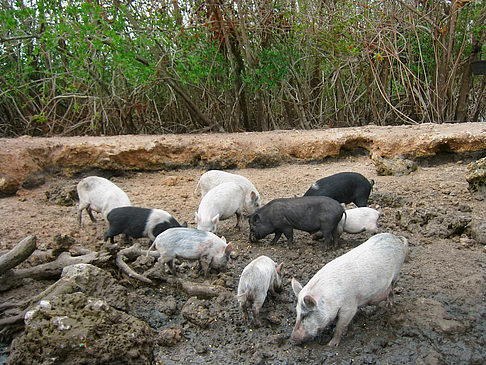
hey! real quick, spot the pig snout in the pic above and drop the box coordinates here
[249,231,259,243]
[290,322,309,345]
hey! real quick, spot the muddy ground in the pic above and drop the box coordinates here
[1,152,485,364]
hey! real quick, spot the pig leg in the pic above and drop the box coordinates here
[270,232,283,245]
[200,256,211,276]
[239,302,250,323]
[282,228,294,247]
[86,206,96,222]
[251,301,264,327]
[328,305,358,347]
[235,212,242,229]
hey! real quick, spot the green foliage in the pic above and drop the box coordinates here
[0,0,484,136]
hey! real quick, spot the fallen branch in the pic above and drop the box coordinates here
[0,235,36,275]
[167,277,222,299]
[116,244,159,284]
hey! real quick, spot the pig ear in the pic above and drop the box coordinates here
[252,213,260,223]
[250,191,256,201]
[221,236,226,243]
[211,214,220,224]
[276,262,283,274]
[303,294,317,309]
[224,243,233,255]
[291,278,302,297]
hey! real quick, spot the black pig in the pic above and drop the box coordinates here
[248,196,344,247]
[303,172,374,207]
[104,206,185,244]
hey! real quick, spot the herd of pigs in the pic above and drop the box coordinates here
[76,170,408,348]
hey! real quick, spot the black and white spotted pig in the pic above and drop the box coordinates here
[104,206,185,243]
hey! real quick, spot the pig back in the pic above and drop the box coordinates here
[304,233,407,306]
[155,227,221,260]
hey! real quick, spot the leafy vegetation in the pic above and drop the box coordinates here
[0,0,485,136]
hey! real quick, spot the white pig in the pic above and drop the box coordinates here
[195,170,262,214]
[338,207,381,235]
[291,232,408,347]
[77,176,131,225]
[147,227,232,276]
[237,256,283,327]
[195,181,246,232]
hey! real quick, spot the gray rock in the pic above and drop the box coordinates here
[371,154,418,176]
[8,292,155,365]
[471,221,486,245]
[61,264,129,311]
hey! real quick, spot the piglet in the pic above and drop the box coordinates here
[77,176,131,224]
[338,207,381,235]
[291,232,408,347]
[195,170,262,214]
[304,172,374,207]
[147,227,233,276]
[104,206,186,243]
[195,181,246,232]
[237,256,283,327]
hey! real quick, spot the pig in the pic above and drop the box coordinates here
[303,172,374,207]
[77,176,131,225]
[195,181,246,232]
[195,170,262,214]
[237,256,283,327]
[104,206,186,243]
[338,207,381,235]
[248,196,344,247]
[147,227,233,276]
[291,232,408,347]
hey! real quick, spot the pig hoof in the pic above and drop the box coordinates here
[328,339,340,347]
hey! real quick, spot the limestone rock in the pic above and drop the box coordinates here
[61,263,129,311]
[0,173,19,198]
[0,123,485,183]
[8,292,155,365]
[466,156,486,193]
[371,153,418,176]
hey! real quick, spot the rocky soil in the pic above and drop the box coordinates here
[1,123,486,364]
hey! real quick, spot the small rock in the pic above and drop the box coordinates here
[0,173,19,197]
[371,153,417,176]
[466,157,486,192]
[181,297,212,328]
[157,328,182,347]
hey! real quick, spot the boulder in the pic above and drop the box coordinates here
[8,292,155,365]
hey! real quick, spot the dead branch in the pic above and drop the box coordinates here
[116,244,159,284]
[0,235,36,275]
[167,277,222,299]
